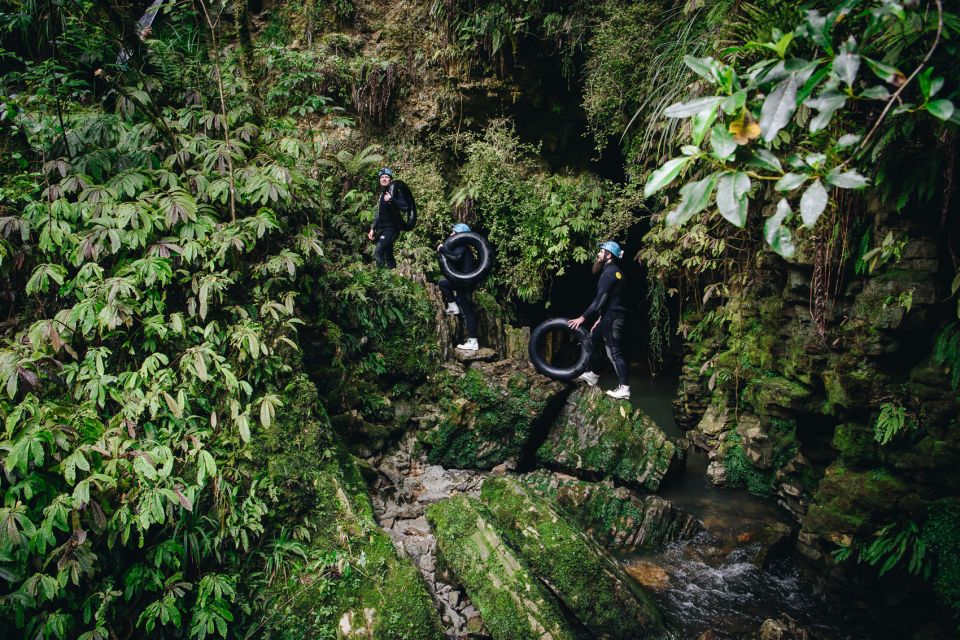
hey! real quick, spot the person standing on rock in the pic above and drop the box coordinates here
[438,223,480,352]
[568,241,630,399]
[368,167,411,269]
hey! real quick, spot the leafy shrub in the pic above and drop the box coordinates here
[450,120,633,302]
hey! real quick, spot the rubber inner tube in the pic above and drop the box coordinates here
[528,318,593,381]
[439,232,493,285]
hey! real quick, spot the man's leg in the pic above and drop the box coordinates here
[575,322,604,385]
[375,230,397,269]
[603,316,629,386]
[438,278,455,303]
[457,288,478,339]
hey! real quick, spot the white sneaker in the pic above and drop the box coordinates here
[456,338,479,351]
[606,385,631,400]
[575,371,599,386]
[445,302,461,315]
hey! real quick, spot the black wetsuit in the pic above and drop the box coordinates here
[438,241,478,339]
[372,183,410,269]
[582,261,628,385]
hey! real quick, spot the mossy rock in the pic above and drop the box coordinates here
[802,462,923,545]
[255,376,443,640]
[536,387,679,491]
[426,495,577,640]
[832,422,878,466]
[520,470,701,550]
[480,478,666,639]
[742,374,815,416]
[423,360,567,469]
[822,366,884,413]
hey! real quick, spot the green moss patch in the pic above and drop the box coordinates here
[256,377,442,640]
[536,387,678,491]
[480,478,665,639]
[423,361,566,469]
[426,496,576,640]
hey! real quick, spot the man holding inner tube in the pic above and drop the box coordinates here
[568,241,630,400]
[438,223,480,352]
[368,167,410,269]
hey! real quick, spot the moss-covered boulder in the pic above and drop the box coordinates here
[536,387,679,491]
[256,376,443,640]
[480,478,666,639]
[520,470,702,550]
[422,360,567,469]
[426,496,577,640]
[799,462,923,561]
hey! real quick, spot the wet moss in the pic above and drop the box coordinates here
[480,478,665,639]
[923,500,960,625]
[426,495,576,640]
[722,433,775,497]
[803,463,919,540]
[537,387,678,491]
[255,376,442,640]
[832,422,878,466]
[424,364,562,469]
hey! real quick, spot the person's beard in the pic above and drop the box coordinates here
[592,258,605,275]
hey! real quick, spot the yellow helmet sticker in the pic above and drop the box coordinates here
[615,271,622,279]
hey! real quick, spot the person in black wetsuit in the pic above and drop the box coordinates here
[437,223,480,352]
[368,167,411,269]
[568,241,630,399]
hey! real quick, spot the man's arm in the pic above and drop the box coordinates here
[582,271,615,320]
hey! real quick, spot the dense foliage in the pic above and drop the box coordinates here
[0,1,440,637]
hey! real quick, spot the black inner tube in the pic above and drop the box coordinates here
[439,232,493,285]
[528,318,593,381]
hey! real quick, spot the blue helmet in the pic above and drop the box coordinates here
[378,167,394,178]
[599,241,623,259]
[453,223,471,234]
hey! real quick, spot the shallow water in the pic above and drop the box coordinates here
[605,372,881,639]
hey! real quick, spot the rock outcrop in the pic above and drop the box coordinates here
[422,359,568,470]
[521,469,702,550]
[537,386,681,491]
[426,495,578,640]
[480,477,666,639]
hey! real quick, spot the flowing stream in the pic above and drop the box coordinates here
[615,372,881,639]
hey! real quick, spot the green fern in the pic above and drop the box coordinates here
[934,322,960,389]
[874,402,916,445]
[834,520,932,579]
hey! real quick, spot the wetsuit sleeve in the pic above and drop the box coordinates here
[582,269,616,320]
[439,244,469,265]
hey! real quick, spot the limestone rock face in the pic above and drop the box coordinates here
[736,414,773,469]
[422,359,568,470]
[426,495,578,640]
[537,386,680,491]
[521,470,702,550]
[480,478,666,640]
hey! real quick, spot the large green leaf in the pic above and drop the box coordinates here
[716,171,751,228]
[749,148,783,173]
[665,173,720,227]
[760,75,799,142]
[825,167,869,189]
[799,179,828,228]
[832,52,860,86]
[764,198,795,258]
[643,157,692,198]
[664,96,726,118]
[775,172,808,192]
[927,99,955,122]
[709,124,737,160]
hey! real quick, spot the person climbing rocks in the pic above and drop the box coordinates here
[568,241,630,399]
[438,223,481,352]
[368,167,412,269]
